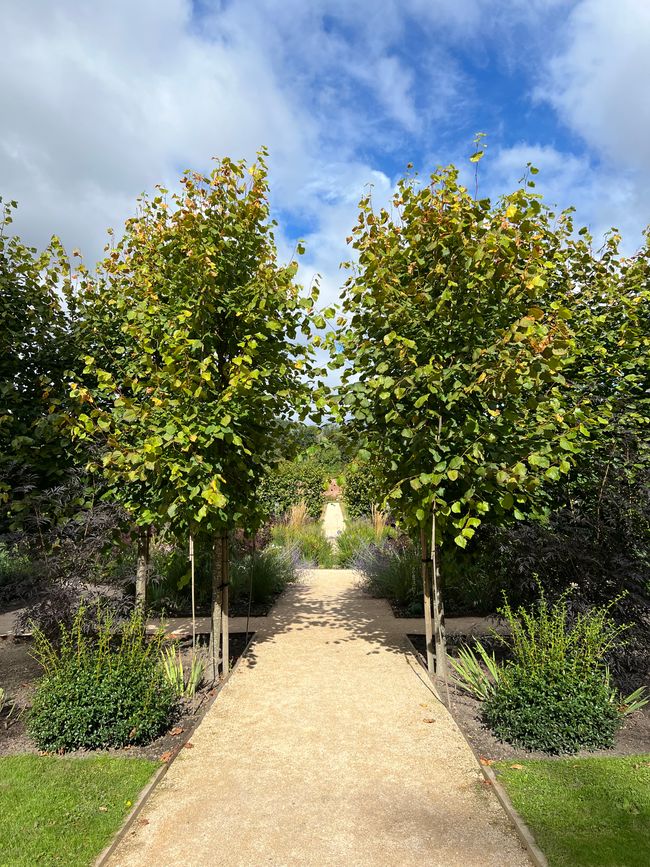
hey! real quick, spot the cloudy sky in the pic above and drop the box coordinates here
[2,0,649,306]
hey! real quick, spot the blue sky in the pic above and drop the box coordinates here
[1,0,649,308]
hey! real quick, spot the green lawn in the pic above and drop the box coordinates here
[0,755,158,866]
[495,755,650,867]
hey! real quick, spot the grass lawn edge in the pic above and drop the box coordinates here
[93,761,168,866]
[479,762,549,867]
[493,755,650,867]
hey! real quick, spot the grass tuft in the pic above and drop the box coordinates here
[270,523,334,567]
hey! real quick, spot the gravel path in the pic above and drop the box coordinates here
[108,569,529,867]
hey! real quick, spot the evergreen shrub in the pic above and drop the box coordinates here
[29,606,175,751]
[483,594,630,753]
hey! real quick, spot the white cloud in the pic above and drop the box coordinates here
[0,0,470,312]
[287,162,393,309]
[1,0,648,323]
[540,0,650,172]
[0,0,314,258]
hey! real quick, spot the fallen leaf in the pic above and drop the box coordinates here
[510,764,524,770]
[184,742,194,749]
[422,718,436,724]
[160,750,174,763]
[170,726,184,737]
[481,779,492,787]
[479,757,494,766]
[99,806,108,813]
[138,819,149,827]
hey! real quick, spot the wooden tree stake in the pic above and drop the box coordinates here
[210,531,225,683]
[135,525,150,608]
[431,511,448,682]
[221,531,230,677]
[189,534,196,654]
[419,525,435,676]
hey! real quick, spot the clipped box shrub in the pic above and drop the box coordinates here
[29,606,175,751]
[480,593,633,754]
[483,667,621,753]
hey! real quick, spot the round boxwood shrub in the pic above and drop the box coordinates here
[483,666,621,754]
[29,605,175,751]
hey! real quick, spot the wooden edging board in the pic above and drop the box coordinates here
[403,635,549,867]
[94,631,257,867]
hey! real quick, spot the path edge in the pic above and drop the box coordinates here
[404,635,548,867]
[479,763,549,867]
[93,630,257,867]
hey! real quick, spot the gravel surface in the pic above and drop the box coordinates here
[108,569,530,867]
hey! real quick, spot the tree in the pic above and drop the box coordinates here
[72,152,319,678]
[563,227,649,466]
[332,159,606,678]
[0,199,78,530]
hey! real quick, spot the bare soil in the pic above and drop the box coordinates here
[408,633,650,761]
[0,632,252,760]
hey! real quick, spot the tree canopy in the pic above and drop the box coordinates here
[331,161,627,547]
[72,153,320,538]
[0,199,77,526]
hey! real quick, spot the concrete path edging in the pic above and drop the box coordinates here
[479,765,549,867]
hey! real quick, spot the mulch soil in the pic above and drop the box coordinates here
[0,632,252,761]
[407,633,650,761]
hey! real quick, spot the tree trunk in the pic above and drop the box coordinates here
[210,531,226,683]
[135,526,150,608]
[419,526,435,676]
[221,531,230,678]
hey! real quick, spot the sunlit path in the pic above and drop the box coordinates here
[322,500,345,542]
[108,570,529,867]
